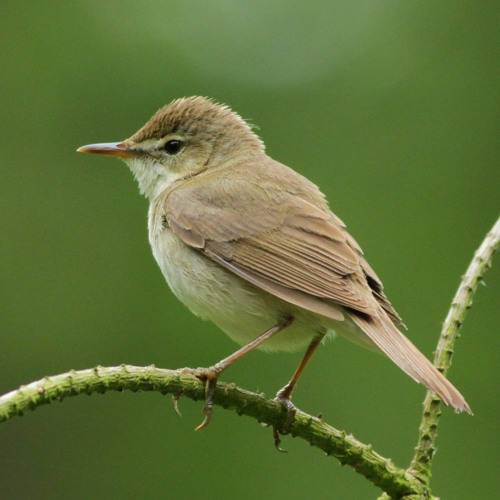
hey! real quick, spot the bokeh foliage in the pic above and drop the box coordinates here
[1,2,498,498]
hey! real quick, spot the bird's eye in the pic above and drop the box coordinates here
[163,139,184,155]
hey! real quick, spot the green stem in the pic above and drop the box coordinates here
[1,218,498,499]
[0,364,426,498]
[409,216,500,483]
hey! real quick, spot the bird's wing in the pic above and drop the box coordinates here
[163,165,387,322]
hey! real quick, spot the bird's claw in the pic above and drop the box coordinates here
[179,367,220,431]
[194,375,218,431]
[272,389,298,452]
[172,393,183,417]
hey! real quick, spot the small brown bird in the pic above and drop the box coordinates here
[78,96,470,432]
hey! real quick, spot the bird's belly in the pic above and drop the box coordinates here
[150,227,326,352]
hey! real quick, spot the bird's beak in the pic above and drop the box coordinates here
[77,142,138,158]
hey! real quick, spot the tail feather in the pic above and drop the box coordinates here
[351,310,471,414]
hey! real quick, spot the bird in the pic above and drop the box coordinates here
[78,96,470,436]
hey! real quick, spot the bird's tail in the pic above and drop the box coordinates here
[351,310,471,413]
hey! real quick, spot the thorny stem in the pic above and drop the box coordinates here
[0,365,425,498]
[0,217,498,499]
[409,216,500,484]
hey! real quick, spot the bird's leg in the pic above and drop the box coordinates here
[181,316,294,431]
[273,331,325,451]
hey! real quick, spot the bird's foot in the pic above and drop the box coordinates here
[179,366,223,431]
[272,385,298,452]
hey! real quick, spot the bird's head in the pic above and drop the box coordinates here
[78,96,264,200]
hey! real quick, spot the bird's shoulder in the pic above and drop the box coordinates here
[164,157,332,232]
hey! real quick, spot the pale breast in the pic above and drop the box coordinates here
[147,203,324,351]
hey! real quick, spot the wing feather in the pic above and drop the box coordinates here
[163,168,379,317]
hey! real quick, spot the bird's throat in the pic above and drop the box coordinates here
[124,157,182,201]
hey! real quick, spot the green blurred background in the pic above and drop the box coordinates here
[1,1,498,498]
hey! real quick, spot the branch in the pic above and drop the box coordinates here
[409,216,500,483]
[1,219,498,499]
[0,365,426,498]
